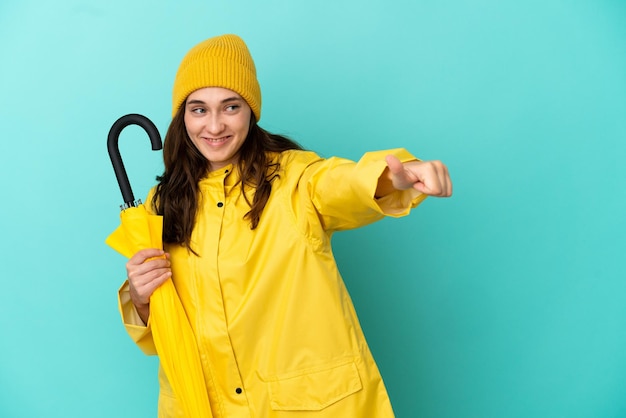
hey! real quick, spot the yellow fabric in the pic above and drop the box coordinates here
[118,281,156,354]
[107,205,213,418]
[106,205,162,259]
[118,148,426,417]
[172,34,261,120]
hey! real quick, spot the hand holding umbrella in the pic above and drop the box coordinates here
[105,114,214,417]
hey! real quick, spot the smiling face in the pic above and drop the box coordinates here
[184,87,252,171]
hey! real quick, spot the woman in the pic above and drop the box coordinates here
[118,34,452,417]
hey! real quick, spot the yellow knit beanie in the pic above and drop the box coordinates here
[172,34,261,121]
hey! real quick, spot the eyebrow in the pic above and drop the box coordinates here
[186,97,243,106]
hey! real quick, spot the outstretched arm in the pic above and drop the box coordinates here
[375,154,452,198]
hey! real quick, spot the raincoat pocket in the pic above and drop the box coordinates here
[266,360,363,411]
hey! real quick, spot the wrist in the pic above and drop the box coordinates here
[134,302,150,325]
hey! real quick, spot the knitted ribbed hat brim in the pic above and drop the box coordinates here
[172,34,261,121]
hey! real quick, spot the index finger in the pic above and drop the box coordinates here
[128,248,165,265]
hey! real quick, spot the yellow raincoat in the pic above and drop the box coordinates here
[118,148,426,417]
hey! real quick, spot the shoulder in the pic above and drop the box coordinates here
[273,149,324,171]
[143,186,159,215]
[265,150,326,192]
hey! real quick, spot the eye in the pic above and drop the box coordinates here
[225,104,240,112]
[191,107,206,114]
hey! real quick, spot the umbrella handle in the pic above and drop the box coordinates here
[107,113,163,208]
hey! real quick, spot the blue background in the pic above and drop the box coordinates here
[1,0,625,417]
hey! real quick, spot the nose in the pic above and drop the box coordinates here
[205,113,225,135]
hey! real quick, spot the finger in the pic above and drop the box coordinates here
[129,267,171,302]
[133,256,171,272]
[435,162,452,196]
[132,270,172,305]
[413,178,441,195]
[128,248,165,266]
[127,251,169,273]
[133,268,171,290]
[416,162,452,196]
[127,259,171,285]
[128,264,171,285]
[385,154,405,176]
[386,155,421,190]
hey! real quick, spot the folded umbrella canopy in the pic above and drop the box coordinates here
[105,114,213,417]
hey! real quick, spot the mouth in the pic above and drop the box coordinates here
[202,135,231,145]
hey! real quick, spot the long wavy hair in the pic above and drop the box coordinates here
[152,102,303,252]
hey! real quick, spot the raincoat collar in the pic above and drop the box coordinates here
[200,164,236,184]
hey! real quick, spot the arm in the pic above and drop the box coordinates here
[116,248,171,356]
[298,148,441,232]
[118,281,157,355]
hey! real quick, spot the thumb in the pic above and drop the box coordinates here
[385,154,404,176]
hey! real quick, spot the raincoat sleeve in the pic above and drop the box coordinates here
[118,281,157,355]
[299,148,427,232]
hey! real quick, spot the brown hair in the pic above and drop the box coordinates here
[153,103,303,252]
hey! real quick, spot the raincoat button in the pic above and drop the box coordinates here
[217,202,224,208]
[235,387,242,394]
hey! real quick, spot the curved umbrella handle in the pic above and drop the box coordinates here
[107,113,162,208]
